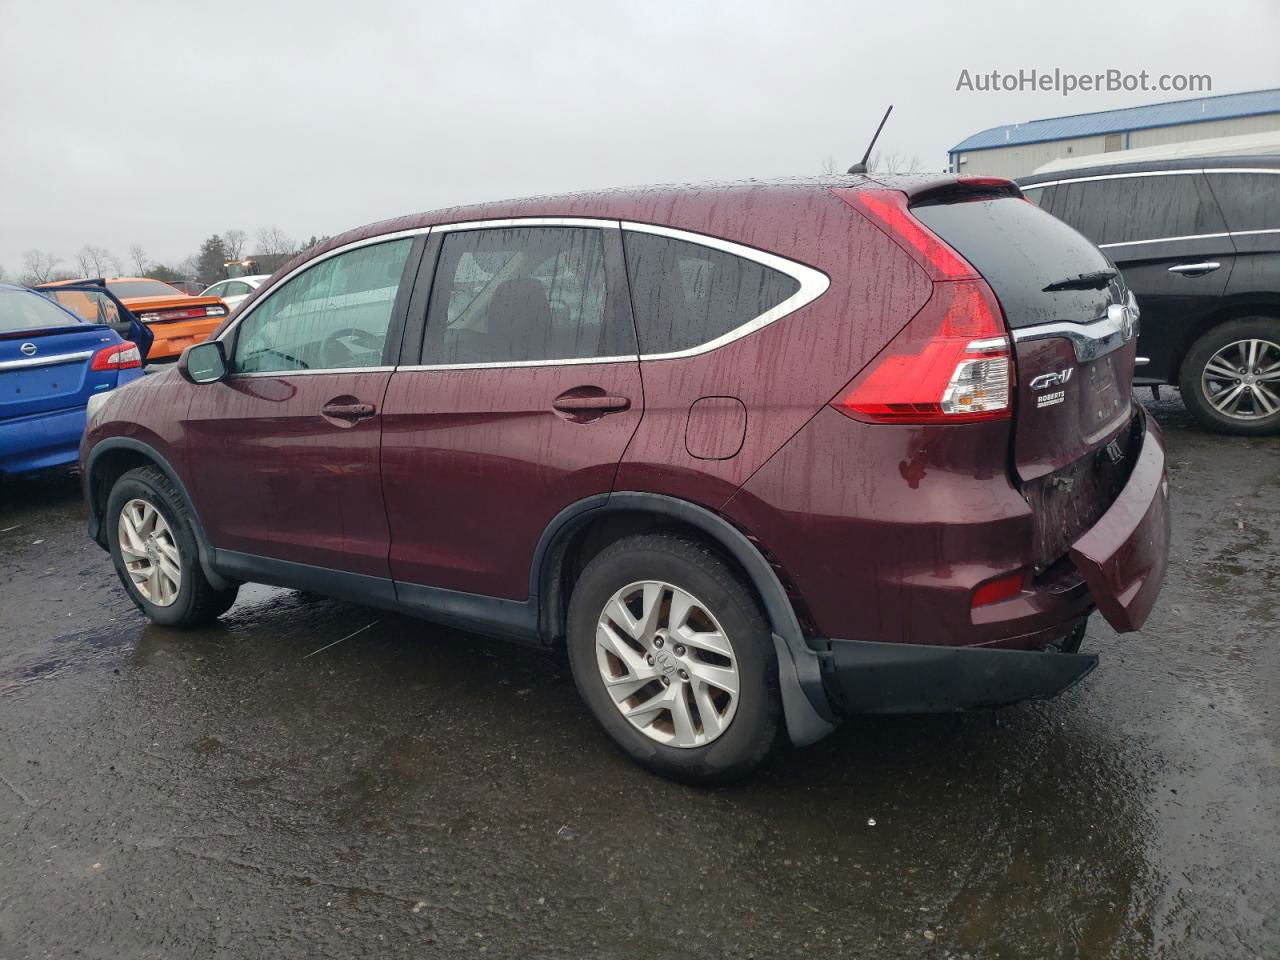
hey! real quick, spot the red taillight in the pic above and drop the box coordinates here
[91,341,142,371]
[834,187,978,280]
[831,279,1012,424]
[972,571,1026,608]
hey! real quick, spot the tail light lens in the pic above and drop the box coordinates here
[835,187,979,280]
[831,279,1011,423]
[205,304,227,317]
[90,341,142,371]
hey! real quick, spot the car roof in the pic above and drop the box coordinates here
[1018,153,1280,186]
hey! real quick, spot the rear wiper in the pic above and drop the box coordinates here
[1042,269,1118,292]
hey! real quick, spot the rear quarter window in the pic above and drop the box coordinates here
[1206,172,1280,231]
[622,231,801,355]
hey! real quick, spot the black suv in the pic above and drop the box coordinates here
[1019,157,1280,435]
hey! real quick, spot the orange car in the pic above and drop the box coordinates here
[42,277,229,362]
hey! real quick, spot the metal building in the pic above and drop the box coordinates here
[948,88,1280,179]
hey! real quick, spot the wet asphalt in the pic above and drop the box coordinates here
[0,393,1276,960]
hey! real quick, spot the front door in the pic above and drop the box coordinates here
[186,235,422,578]
[381,222,643,600]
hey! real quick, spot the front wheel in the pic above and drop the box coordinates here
[566,533,780,785]
[106,466,239,626]
[1178,318,1280,435]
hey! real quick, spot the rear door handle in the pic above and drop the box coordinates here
[1167,261,1221,276]
[321,401,376,421]
[552,395,630,413]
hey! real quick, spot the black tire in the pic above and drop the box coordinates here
[105,466,239,626]
[1178,317,1280,436]
[566,533,781,785]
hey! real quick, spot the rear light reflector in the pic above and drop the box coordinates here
[831,279,1012,424]
[205,305,227,317]
[972,571,1025,608]
[834,187,979,280]
[90,341,142,371]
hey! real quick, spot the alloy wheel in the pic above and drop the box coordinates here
[117,498,182,607]
[594,580,739,748]
[1201,338,1280,421]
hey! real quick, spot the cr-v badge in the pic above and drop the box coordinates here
[1030,368,1073,408]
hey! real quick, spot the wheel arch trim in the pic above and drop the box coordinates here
[84,437,233,591]
[531,491,838,745]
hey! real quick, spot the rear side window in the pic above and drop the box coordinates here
[913,197,1115,329]
[0,289,82,333]
[1053,174,1223,245]
[622,231,801,355]
[1206,172,1280,231]
[233,238,412,373]
[425,226,629,364]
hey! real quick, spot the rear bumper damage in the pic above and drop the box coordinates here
[811,404,1169,718]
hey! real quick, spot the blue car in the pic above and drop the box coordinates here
[0,282,153,477]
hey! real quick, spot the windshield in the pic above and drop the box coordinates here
[0,289,83,334]
[107,279,183,300]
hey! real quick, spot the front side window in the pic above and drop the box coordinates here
[223,281,250,297]
[622,231,801,355]
[39,289,123,329]
[232,238,412,374]
[425,226,623,364]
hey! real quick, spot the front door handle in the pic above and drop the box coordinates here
[1167,261,1221,276]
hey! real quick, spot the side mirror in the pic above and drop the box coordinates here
[180,340,228,384]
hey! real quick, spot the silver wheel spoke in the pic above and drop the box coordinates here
[1204,360,1238,380]
[1211,383,1246,413]
[593,579,740,749]
[1205,337,1280,420]
[1255,383,1279,415]
[116,498,182,607]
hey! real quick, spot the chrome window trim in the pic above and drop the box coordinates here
[1024,167,1280,191]
[1098,228,1280,250]
[227,365,397,380]
[0,350,94,372]
[216,215,832,374]
[621,220,831,361]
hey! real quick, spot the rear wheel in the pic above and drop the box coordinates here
[1179,318,1280,435]
[566,533,780,784]
[106,466,239,626]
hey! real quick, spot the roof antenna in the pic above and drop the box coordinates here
[847,105,893,174]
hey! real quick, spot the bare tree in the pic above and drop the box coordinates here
[223,229,248,260]
[820,155,839,175]
[128,244,149,275]
[867,151,925,175]
[21,250,61,284]
[254,226,295,258]
[74,245,120,278]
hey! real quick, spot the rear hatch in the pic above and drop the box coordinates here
[0,292,123,423]
[911,190,1140,571]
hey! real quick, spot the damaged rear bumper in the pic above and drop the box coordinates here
[824,635,1097,713]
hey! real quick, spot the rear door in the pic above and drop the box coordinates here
[380,221,643,603]
[913,196,1141,571]
[1046,172,1231,383]
[184,235,423,578]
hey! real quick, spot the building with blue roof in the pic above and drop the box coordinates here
[948,88,1280,179]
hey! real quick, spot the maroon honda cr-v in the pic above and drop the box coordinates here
[81,175,1170,783]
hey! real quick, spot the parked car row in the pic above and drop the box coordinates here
[79,174,1171,782]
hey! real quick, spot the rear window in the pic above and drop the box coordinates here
[622,231,800,355]
[912,197,1115,329]
[0,289,83,333]
[107,280,183,299]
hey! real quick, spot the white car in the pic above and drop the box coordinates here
[200,275,270,311]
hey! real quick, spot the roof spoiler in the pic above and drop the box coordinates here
[907,177,1024,207]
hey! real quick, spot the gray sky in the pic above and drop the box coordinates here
[2,0,1277,277]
